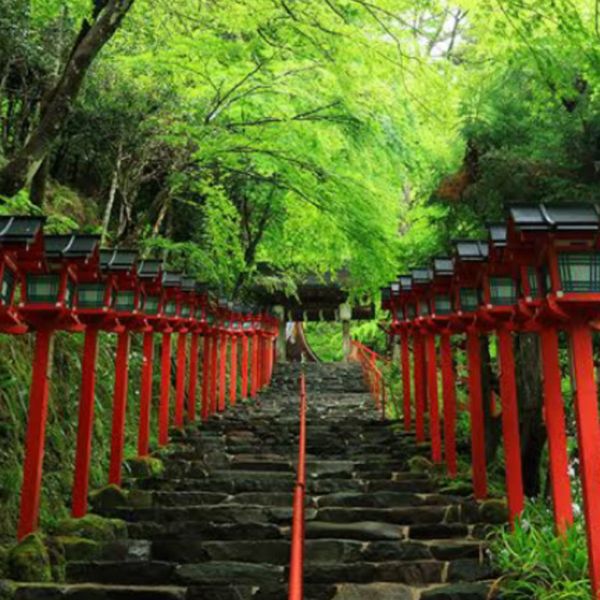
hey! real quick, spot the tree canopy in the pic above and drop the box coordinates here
[1,0,599,299]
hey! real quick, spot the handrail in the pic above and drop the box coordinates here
[288,372,307,600]
[351,340,387,420]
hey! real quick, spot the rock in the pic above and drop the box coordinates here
[175,562,284,585]
[0,580,15,600]
[124,456,165,478]
[305,521,405,541]
[333,582,414,599]
[408,456,434,474]
[127,489,154,509]
[479,499,508,524]
[0,546,8,578]
[7,534,52,583]
[89,485,129,512]
[420,582,492,599]
[54,536,100,561]
[53,514,127,542]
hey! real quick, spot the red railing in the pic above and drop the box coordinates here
[288,372,307,600]
[351,340,388,420]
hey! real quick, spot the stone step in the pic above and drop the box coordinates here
[12,584,187,600]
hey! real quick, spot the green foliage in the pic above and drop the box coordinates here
[492,502,590,599]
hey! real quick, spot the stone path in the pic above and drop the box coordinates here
[11,362,501,599]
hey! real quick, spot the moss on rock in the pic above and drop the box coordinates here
[53,514,127,542]
[54,536,100,561]
[124,456,164,478]
[0,580,15,599]
[0,546,8,579]
[408,455,434,474]
[7,534,52,582]
[479,499,508,524]
[89,485,129,512]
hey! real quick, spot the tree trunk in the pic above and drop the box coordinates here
[101,144,122,244]
[515,332,546,497]
[0,0,135,198]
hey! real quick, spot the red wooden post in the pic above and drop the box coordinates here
[401,329,412,431]
[210,331,218,414]
[158,332,172,446]
[425,333,442,463]
[109,330,130,486]
[440,332,457,477]
[137,331,154,456]
[539,326,573,533]
[466,328,487,500]
[251,333,259,398]
[18,329,53,540]
[413,332,425,442]
[187,332,199,422]
[569,321,600,597]
[72,327,100,518]
[241,334,249,399]
[201,334,211,421]
[218,332,227,412]
[497,326,524,526]
[174,332,187,428]
[229,335,238,406]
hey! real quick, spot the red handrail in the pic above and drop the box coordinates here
[351,340,387,419]
[288,372,307,600]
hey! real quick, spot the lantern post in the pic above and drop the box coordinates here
[507,205,575,535]
[156,272,182,446]
[451,240,489,500]
[136,260,164,457]
[103,250,145,487]
[229,308,242,406]
[250,314,261,399]
[412,268,442,463]
[241,309,252,400]
[427,258,458,477]
[18,232,97,539]
[474,225,524,526]
[508,203,600,595]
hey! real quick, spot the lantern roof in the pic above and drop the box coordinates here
[390,281,401,295]
[137,260,162,279]
[411,268,433,284]
[433,257,453,277]
[100,249,138,272]
[398,275,413,291]
[162,272,182,288]
[454,240,488,261]
[44,234,100,259]
[181,276,197,292]
[509,203,600,232]
[488,224,507,247]
[0,216,45,245]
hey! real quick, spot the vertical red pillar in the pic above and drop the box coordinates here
[401,330,412,431]
[229,336,238,406]
[241,334,249,399]
[440,332,457,477]
[497,326,524,526]
[218,333,227,412]
[174,332,187,428]
[18,329,53,540]
[72,327,100,518]
[137,331,154,457]
[425,333,442,463]
[251,333,259,398]
[539,326,573,533]
[109,330,131,486]
[187,333,199,422]
[569,322,600,597]
[158,332,172,446]
[413,332,425,442]
[466,328,487,500]
[201,335,211,421]
[210,332,218,414]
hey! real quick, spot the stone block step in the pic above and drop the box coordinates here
[12,584,187,600]
[127,520,283,541]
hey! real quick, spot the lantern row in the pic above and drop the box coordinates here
[381,203,600,598]
[0,217,278,541]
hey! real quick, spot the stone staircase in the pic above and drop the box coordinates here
[10,362,502,599]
